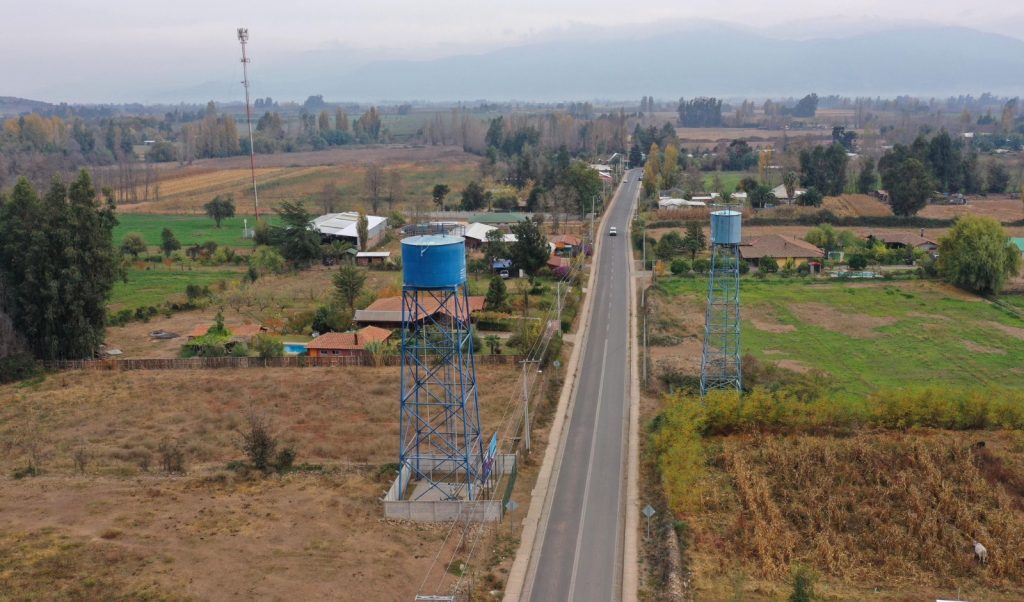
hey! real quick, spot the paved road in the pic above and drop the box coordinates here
[523,169,641,601]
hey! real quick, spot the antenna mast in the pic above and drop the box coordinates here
[237,27,260,220]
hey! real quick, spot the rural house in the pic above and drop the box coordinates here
[770,184,806,203]
[305,326,392,358]
[739,233,824,266]
[866,231,938,252]
[354,295,487,328]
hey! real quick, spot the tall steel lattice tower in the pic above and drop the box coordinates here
[399,235,484,501]
[236,27,260,220]
[700,208,743,394]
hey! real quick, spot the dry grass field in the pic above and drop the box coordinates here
[0,365,525,600]
[117,145,481,215]
[685,430,1024,601]
[920,197,1024,222]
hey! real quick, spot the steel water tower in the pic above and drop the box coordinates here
[398,235,484,501]
[700,208,743,394]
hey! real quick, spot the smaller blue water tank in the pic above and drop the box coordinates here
[710,210,742,245]
[402,235,467,289]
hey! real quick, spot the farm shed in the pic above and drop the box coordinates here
[356,251,391,266]
[312,212,387,248]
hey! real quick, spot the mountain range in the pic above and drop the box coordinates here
[6,25,1024,104]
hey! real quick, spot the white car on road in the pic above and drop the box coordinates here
[609,226,617,236]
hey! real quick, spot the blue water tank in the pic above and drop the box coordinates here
[402,235,467,288]
[710,210,742,245]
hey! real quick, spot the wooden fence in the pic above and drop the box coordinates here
[43,353,524,372]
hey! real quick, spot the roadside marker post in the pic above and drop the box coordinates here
[642,504,656,539]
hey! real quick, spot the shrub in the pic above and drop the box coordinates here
[847,254,868,270]
[159,440,186,473]
[692,258,711,274]
[758,256,779,273]
[241,408,277,471]
[274,447,296,472]
[670,258,691,275]
[251,334,284,358]
[0,352,39,384]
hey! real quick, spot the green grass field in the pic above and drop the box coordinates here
[659,277,1024,395]
[109,266,244,310]
[702,171,749,194]
[113,214,275,250]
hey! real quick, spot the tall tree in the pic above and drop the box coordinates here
[356,212,369,251]
[432,184,450,209]
[461,181,487,211]
[160,227,181,257]
[204,194,235,228]
[937,215,1021,294]
[643,142,661,197]
[681,222,707,260]
[882,157,933,217]
[0,172,118,360]
[385,171,404,212]
[485,275,508,310]
[782,171,799,200]
[484,228,509,270]
[364,165,384,213]
[270,201,321,265]
[856,159,877,194]
[661,144,680,189]
[333,263,367,310]
[120,233,147,258]
[509,219,549,281]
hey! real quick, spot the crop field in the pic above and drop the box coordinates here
[113,213,272,250]
[649,278,1024,395]
[672,428,1024,601]
[119,146,481,214]
[109,266,246,311]
[0,365,526,600]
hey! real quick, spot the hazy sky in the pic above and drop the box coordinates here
[3,0,1022,102]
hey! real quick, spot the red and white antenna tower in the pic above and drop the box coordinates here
[237,27,260,220]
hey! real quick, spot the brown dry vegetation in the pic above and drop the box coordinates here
[0,366,521,599]
[116,145,480,214]
[688,431,1024,601]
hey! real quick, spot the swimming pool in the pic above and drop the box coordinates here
[283,342,308,355]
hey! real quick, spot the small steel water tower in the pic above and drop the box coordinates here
[700,208,743,394]
[399,235,484,501]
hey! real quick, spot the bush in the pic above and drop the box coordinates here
[758,256,779,273]
[738,260,750,275]
[229,342,249,357]
[0,352,39,384]
[847,254,868,270]
[274,447,296,472]
[670,258,691,275]
[159,439,186,473]
[692,258,711,274]
[251,334,284,358]
[241,408,277,471]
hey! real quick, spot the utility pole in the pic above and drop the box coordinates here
[520,360,532,451]
[590,195,596,243]
[237,28,260,221]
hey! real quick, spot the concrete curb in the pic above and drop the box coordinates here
[503,175,624,601]
[622,190,642,602]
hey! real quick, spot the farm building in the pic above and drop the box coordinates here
[866,231,938,252]
[305,326,392,358]
[469,212,528,226]
[658,197,707,209]
[464,222,498,249]
[739,233,824,266]
[355,251,391,266]
[312,212,387,248]
[353,295,486,328]
[770,184,806,203]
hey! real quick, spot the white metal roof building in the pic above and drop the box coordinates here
[312,212,387,248]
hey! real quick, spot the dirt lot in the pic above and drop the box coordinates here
[920,196,1023,222]
[0,365,528,600]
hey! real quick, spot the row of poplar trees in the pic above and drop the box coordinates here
[0,171,119,363]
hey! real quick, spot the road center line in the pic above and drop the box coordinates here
[566,336,610,601]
